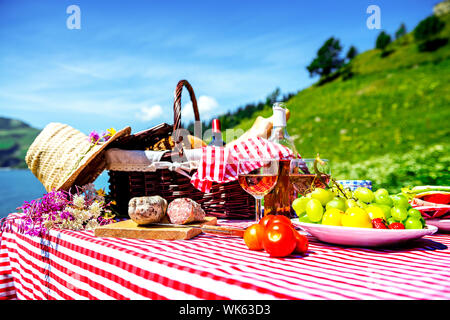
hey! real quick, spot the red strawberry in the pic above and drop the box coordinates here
[389,222,405,229]
[372,218,387,229]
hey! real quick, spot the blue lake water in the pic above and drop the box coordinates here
[0,169,110,218]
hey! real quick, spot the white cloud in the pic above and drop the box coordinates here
[181,95,219,122]
[137,104,164,121]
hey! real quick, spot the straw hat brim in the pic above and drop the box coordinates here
[59,126,131,191]
[26,123,131,192]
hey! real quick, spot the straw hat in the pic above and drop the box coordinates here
[26,122,131,192]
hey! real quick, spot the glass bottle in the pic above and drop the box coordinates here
[209,119,225,146]
[264,102,298,217]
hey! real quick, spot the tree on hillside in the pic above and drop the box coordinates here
[395,23,407,39]
[306,37,344,78]
[376,31,392,51]
[375,31,393,57]
[414,15,447,52]
[346,46,358,61]
[414,15,445,41]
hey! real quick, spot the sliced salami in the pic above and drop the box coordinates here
[167,198,206,225]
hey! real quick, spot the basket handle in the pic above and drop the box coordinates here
[172,80,200,154]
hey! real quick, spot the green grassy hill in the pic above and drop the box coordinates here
[227,13,450,193]
[0,117,40,168]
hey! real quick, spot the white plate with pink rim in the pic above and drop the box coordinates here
[291,220,438,247]
[424,219,450,232]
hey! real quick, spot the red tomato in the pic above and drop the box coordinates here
[243,223,265,250]
[267,215,292,228]
[292,230,309,254]
[262,222,297,257]
[259,215,275,229]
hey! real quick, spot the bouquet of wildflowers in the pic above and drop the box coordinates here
[17,183,114,236]
[88,127,116,144]
[5,127,119,236]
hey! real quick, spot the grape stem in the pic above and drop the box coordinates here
[312,154,350,200]
[312,153,330,190]
[330,177,350,200]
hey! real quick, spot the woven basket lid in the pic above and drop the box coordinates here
[25,122,131,192]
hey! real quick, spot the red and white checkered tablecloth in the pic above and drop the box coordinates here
[1,213,450,300]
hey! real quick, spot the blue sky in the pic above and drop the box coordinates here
[0,0,439,134]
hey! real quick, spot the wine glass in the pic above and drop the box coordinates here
[237,159,279,222]
[289,158,331,196]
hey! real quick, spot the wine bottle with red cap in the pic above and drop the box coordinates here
[209,119,226,146]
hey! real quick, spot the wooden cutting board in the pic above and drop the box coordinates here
[94,216,217,240]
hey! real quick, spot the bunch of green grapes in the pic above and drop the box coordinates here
[292,185,426,229]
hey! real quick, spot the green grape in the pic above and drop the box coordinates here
[391,206,408,221]
[404,217,423,229]
[373,204,392,220]
[305,199,324,222]
[374,188,389,197]
[356,200,368,209]
[386,217,396,226]
[354,187,375,203]
[298,212,314,223]
[292,197,310,215]
[366,205,386,220]
[310,188,334,206]
[344,189,353,199]
[420,217,426,227]
[408,208,422,219]
[346,199,359,208]
[374,194,393,206]
[325,197,347,212]
[390,194,409,208]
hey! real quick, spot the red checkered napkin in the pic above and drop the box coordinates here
[190,137,293,193]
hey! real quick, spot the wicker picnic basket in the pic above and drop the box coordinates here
[107,80,255,219]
